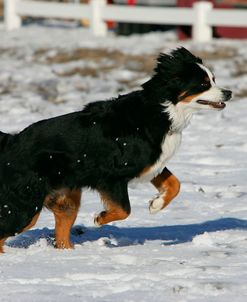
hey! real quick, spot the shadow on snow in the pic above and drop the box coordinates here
[6,217,247,250]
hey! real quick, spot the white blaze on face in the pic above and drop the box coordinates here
[198,64,215,86]
[195,64,225,104]
[177,63,227,111]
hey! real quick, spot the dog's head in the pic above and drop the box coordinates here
[143,47,232,110]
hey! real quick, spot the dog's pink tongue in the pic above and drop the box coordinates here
[197,100,226,109]
[211,102,226,109]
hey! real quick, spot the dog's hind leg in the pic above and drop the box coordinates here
[149,167,180,214]
[0,212,40,253]
[0,238,6,253]
[22,212,41,232]
[45,189,81,249]
[95,182,130,226]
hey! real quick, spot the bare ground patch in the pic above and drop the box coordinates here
[38,48,157,75]
[1,43,246,100]
[193,46,238,60]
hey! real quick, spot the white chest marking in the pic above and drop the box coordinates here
[139,132,182,182]
[135,101,194,183]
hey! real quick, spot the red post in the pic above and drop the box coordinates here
[127,0,136,5]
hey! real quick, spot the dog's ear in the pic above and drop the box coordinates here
[142,47,203,101]
[169,47,202,64]
[154,47,202,79]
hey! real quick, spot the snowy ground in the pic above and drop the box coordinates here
[0,23,247,302]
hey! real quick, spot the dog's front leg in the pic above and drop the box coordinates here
[95,181,130,226]
[149,167,180,214]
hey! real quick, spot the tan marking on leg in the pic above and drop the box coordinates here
[95,191,129,226]
[0,212,41,254]
[0,238,6,253]
[151,168,180,211]
[139,165,152,178]
[22,213,40,232]
[45,189,81,249]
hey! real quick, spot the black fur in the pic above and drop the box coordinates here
[0,47,213,239]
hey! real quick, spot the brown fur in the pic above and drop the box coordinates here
[180,92,202,104]
[95,191,130,226]
[0,189,81,252]
[0,213,40,253]
[151,168,180,210]
[0,238,6,253]
[22,213,41,232]
[44,189,81,249]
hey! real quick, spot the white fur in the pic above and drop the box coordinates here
[137,132,181,182]
[137,63,225,183]
[149,195,165,214]
[137,101,194,182]
[163,101,195,133]
[198,64,215,85]
[188,64,227,110]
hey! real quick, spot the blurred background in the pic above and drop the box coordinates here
[0,0,247,131]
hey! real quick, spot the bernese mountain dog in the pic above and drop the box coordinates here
[0,47,232,253]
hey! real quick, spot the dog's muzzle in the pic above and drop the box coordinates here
[196,88,232,109]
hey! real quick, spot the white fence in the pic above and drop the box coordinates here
[4,0,247,42]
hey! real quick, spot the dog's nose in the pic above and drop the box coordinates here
[222,89,232,101]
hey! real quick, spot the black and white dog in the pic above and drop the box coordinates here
[0,47,232,252]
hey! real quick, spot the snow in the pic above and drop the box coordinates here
[0,23,247,301]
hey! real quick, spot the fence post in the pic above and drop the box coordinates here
[192,1,213,42]
[4,0,21,30]
[90,0,107,37]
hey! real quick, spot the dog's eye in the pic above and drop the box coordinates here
[201,82,210,87]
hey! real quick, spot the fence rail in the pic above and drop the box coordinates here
[101,5,194,25]
[16,1,91,20]
[208,9,247,27]
[4,0,247,42]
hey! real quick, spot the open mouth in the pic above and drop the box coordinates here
[196,100,226,109]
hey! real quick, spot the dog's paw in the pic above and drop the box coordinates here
[149,195,164,214]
